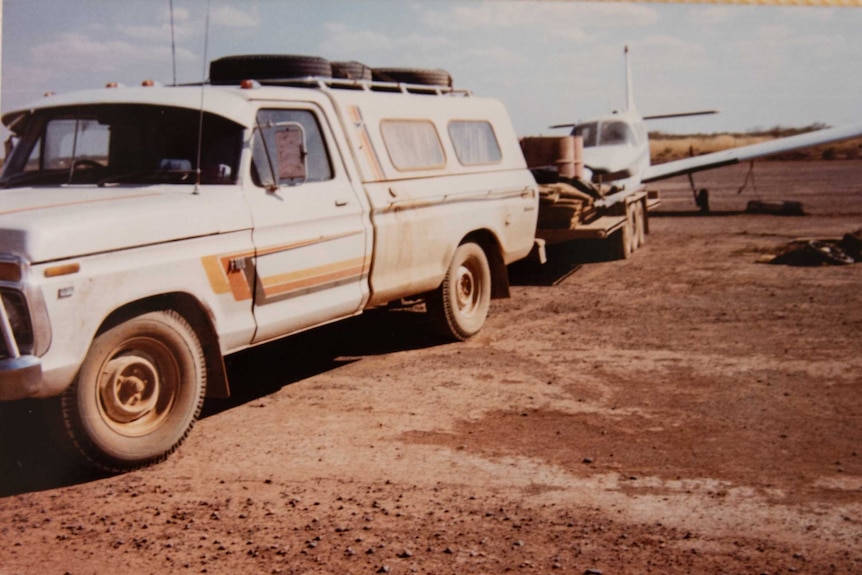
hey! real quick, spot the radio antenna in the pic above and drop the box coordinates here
[193,0,211,194]
[169,0,177,85]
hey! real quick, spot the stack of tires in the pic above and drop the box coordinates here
[209,54,452,87]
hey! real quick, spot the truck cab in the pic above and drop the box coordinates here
[0,56,538,471]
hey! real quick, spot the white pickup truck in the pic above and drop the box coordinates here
[0,55,538,471]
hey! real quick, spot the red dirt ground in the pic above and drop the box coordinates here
[2,160,861,574]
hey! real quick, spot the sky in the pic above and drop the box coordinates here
[2,0,861,140]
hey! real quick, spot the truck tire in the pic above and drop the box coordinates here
[209,54,332,84]
[426,243,491,341]
[332,60,373,81]
[61,311,206,471]
[372,67,453,87]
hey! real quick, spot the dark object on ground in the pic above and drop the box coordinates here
[770,238,855,266]
[746,200,805,216]
[839,228,862,260]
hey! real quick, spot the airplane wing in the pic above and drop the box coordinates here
[641,121,862,183]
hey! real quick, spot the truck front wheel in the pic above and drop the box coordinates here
[62,311,206,471]
[427,242,492,341]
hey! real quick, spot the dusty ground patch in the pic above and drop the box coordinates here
[2,161,861,574]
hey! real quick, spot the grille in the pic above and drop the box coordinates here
[0,289,33,359]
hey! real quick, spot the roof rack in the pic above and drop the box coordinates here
[218,76,473,97]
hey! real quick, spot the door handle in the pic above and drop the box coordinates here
[335,199,349,207]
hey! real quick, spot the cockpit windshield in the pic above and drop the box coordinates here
[573,122,598,147]
[573,120,636,148]
[1,104,244,188]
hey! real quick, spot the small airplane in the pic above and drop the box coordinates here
[551,46,862,211]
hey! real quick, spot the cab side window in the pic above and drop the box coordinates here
[253,109,333,185]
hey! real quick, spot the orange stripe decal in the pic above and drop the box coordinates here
[201,250,255,301]
[261,257,368,298]
[202,233,367,302]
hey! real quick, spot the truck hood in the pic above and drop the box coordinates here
[0,186,252,263]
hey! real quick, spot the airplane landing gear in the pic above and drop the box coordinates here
[695,188,710,213]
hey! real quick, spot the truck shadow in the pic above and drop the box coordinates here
[202,306,438,418]
[509,239,612,286]
[0,306,440,497]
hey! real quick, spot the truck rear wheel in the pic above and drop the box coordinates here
[426,242,491,341]
[61,311,206,471]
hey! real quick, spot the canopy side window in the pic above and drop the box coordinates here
[448,120,502,166]
[380,119,445,172]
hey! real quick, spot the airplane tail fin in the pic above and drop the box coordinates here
[624,45,635,113]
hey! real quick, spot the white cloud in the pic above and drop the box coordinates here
[463,45,529,69]
[422,1,659,34]
[321,23,395,56]
[30,33,171,72]
[688,6,737,25]
[320,21,452,64]
[211,4,261,28]
[641,35,708,69]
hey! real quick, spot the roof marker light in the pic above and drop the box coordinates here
[142,79,155,87]
[106,82,119,89]
[240,79,260,90]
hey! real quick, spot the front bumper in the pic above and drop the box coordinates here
[0,355,42,400]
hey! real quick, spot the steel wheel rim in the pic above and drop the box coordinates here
[96,337,179,437]
[454,259,481,318]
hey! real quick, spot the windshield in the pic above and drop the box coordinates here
[1,104,244,188]
[573,120,636,148]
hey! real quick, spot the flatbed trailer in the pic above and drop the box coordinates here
[521,135,659,261]
[535,187,660,260]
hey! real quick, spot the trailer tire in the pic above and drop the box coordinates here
[634,200,646,248]
[426,243,491,341]
[61,311,206,471]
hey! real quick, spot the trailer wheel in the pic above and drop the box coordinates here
[613,207,634,260]
[61,311,206,471]
[427,243,491,341]
[634,200,646,248]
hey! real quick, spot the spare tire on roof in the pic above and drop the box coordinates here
[372,67,453,87]
[332,61,373,81]
[209,54,332,84]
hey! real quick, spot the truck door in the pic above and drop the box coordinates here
[244,106,370,344]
